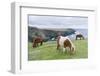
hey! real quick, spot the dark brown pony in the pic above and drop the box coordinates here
[76,34,84,40]
[32,37,43,48]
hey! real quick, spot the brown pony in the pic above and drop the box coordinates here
[32,37,43,48]
[76,34,84,40]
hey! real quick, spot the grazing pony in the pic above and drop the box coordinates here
[57,36,75,54]
[76,34,84,40]
[32,37,43,48]
[75,32,84,40]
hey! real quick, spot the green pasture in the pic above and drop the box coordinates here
[28,40,88,60]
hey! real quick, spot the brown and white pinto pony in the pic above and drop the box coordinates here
[32,37,43,48]
[57,36,75,54]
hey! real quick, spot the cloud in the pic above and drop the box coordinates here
[28,15,88,29]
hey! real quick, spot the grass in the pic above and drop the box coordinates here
[28,40,88,60]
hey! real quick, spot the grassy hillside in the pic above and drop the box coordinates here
[28,40,88,60]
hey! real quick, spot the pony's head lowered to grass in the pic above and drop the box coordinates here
[57,36,75,55]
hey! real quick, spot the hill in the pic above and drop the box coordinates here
[28,26,76,42]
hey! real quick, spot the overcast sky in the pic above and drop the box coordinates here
[28,15,88,29]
